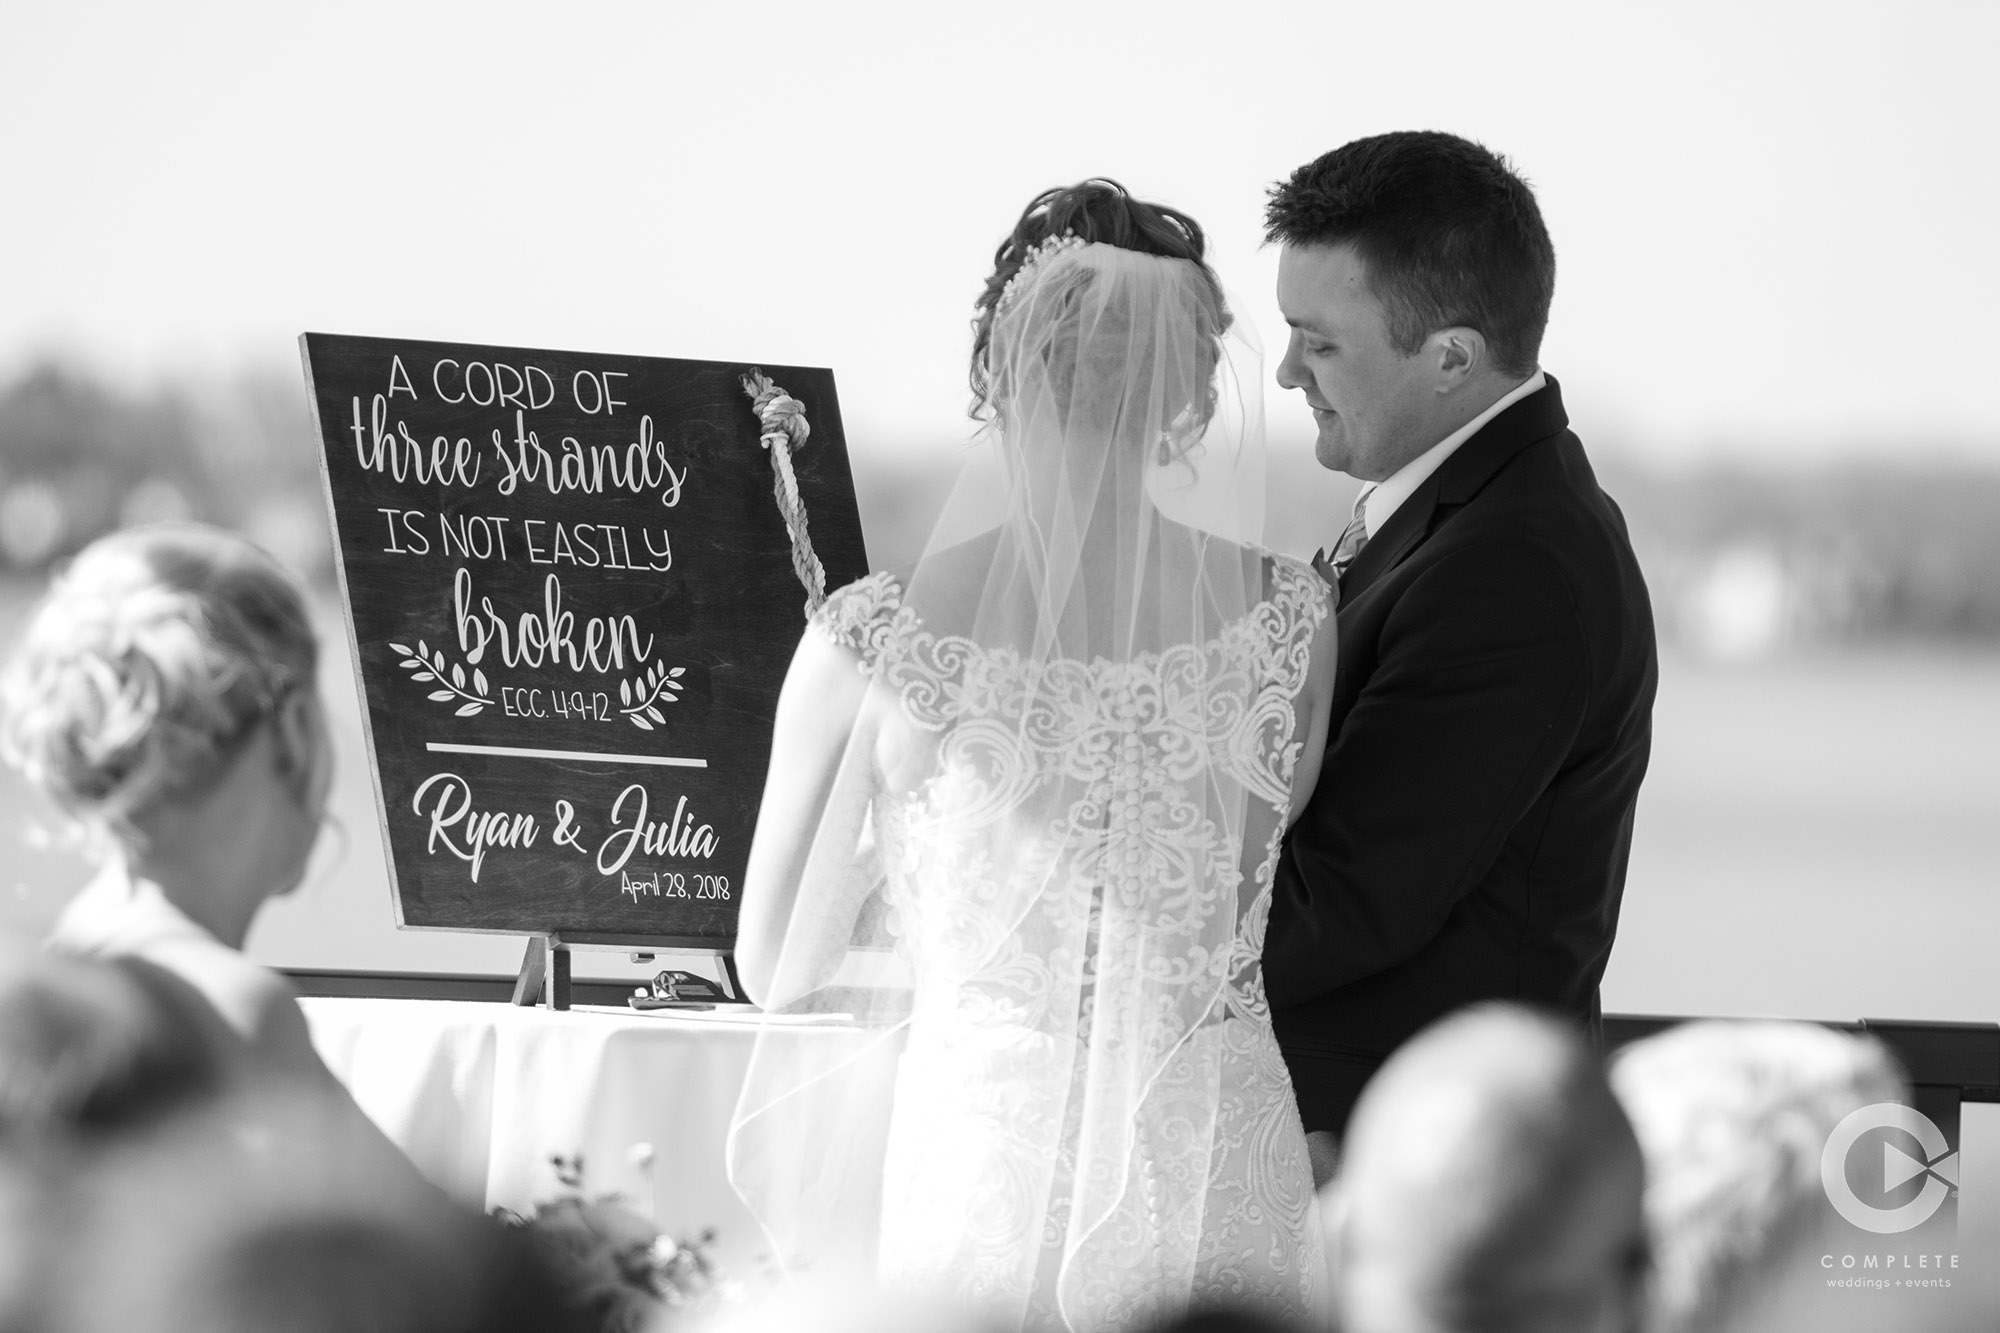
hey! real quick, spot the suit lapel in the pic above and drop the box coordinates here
[1337,377,1571,602]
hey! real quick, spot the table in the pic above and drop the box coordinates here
[300,997,865,1260]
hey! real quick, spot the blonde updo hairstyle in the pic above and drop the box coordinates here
[0,524,318,844]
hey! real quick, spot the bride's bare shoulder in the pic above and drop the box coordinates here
[1181,534,1320,608]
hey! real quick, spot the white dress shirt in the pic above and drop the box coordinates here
[1361,370,1548,538]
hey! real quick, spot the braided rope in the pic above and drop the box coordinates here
[740,370,828,616]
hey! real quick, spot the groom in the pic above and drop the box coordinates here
[1261,132,1658,1175]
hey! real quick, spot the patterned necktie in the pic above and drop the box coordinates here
[1317,487,1374,586]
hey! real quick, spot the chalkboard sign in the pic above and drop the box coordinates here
[300,333,868,949]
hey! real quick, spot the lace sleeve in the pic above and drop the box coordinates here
[809,571,906,671]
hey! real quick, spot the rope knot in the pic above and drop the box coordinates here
[740,369,828,617]
[741,373,811,452]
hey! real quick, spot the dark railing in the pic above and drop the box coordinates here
[1604,1013,2000,1165]
[1603,1015,2000,1096]
[287,967,641,1008]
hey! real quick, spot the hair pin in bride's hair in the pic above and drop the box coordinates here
[995,232,1087,316]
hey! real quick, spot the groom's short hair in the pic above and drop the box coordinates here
[1266,132,1555,379]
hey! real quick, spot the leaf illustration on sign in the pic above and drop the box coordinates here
[391,640,492,717]
[620,660,686,731]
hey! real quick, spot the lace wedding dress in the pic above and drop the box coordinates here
[811,554,1329,1329]
[730,234,1328,1331]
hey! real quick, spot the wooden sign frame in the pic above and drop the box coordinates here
[299,332,869,992]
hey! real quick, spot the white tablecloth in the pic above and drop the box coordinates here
[300,997,862,1258]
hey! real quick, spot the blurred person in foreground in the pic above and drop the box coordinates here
[61,1142,580,1333]
[0,942,578,1333]
[0,522,338,1084]
[1609,1021,1910,1333]
[1262,132,1659,1179]
[1322,1004,1648,1333]
[0,942,226,1141]
[0,942,232,1329]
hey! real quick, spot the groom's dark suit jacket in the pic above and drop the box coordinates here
[1266,376,1657,1138]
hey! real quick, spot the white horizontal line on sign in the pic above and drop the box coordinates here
[425,742,708,768]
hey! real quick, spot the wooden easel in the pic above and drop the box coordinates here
[509,934,571,1009]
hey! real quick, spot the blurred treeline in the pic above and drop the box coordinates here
[3,362,1998,655]
[1596,458,2000,655]
[0,363,329,581]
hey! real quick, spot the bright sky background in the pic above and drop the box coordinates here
[3,0,1995,466]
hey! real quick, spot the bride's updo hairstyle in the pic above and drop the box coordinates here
[969,177,1232,439]
[0,524,317,841]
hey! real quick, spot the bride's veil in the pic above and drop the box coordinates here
[729,224,1282,1326]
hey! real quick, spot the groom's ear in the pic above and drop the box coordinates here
[1429,327,1487,391]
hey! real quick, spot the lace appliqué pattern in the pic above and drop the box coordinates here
[812,557,1330,1330]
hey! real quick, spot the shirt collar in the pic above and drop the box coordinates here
[1362,369,1548,538]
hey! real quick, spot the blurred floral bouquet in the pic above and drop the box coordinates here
[495,1152,739,1332]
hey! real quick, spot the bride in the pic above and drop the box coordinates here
[728,180,1338,1330]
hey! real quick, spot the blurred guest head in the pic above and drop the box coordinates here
[137,1212,582,1333]
[0,522,330,948]
[0,940,228,1331]
[28,1054,547,1333]
[1325,1003,1647,1333]
[1608,1021,1906,1333]
[0,943,289,1332]
[0,942,223,1144]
